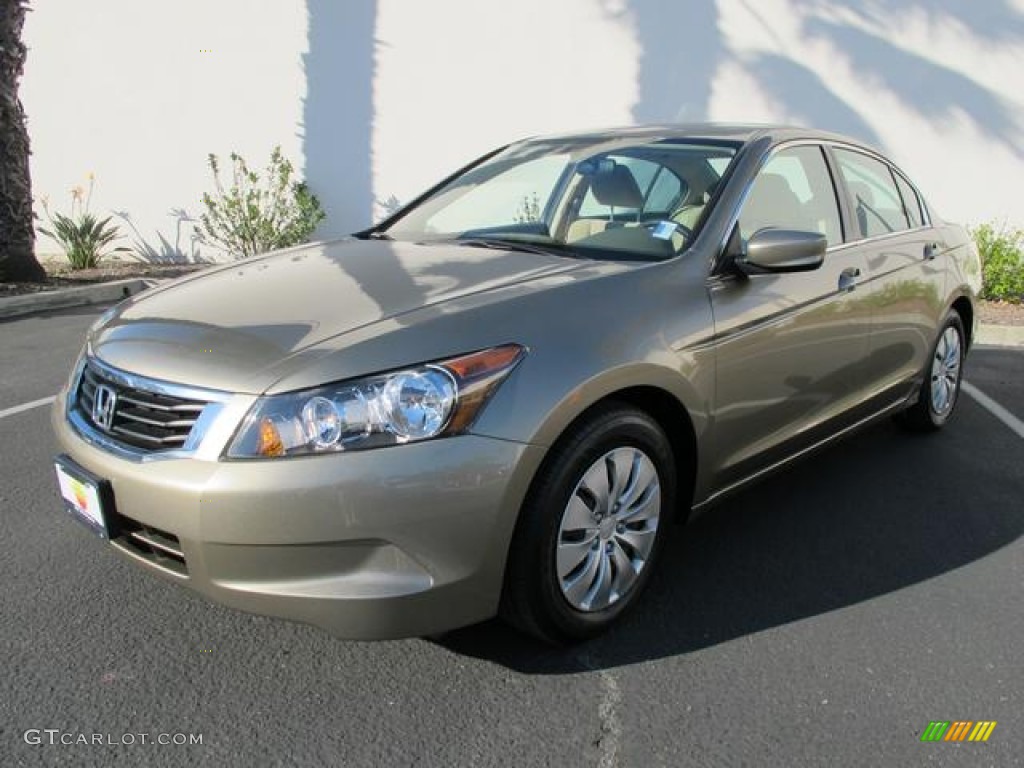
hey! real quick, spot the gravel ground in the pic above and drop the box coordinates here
[979,299,1024,326]
[0,261,208,298]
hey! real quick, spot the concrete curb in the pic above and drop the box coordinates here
[2,281,1023,348]
[0,279,153,321]
[976,323,1024,348]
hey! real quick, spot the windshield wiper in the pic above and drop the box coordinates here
[353,230,393,240]
[449,237,578,259]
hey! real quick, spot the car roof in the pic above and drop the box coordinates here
[524,123,880,154]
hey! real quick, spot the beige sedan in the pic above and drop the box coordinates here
[53,125,981,643]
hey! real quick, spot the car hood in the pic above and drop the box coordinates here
[89,239,590,393]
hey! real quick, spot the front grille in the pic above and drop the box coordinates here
[112,516,188,577]
[76,361,209,453]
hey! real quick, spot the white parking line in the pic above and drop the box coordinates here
[0,396,56,420]
[963,381,1024,440]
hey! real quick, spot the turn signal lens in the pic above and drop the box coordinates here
[440,344,526,433]
[257,418,285,457]
[443,344,524,381]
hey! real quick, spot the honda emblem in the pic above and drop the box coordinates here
[91,383,118,431]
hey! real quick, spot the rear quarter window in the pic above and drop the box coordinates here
[893,172,924,229]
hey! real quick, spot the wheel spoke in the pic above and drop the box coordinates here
[583,550,614,610]
[616,523,657,557]
[562,494,597,533]
[932,378,946,412]
[557,534,598,580]
[562,549,602,607]
[943,332,960,368]
[579,461,612,515]
[618,455,656,509]
[606,449,635,506]
[609,539,639,598]
[617,485,661,523]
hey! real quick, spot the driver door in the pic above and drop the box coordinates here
[707,144,874,490]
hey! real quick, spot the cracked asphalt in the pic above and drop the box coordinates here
[1,306,1021,767]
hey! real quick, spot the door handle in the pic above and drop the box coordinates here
[838,267,861,292]
[924,242,940,260]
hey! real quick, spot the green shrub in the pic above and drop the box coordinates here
[198,147,325,259]
[972,223,1024,303]
[38,176,124,269]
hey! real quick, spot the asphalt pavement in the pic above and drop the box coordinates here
[1,307,1021,767]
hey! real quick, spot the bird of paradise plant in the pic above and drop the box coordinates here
[38,174,125,269]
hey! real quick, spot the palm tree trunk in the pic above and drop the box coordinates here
[0,0,45,282]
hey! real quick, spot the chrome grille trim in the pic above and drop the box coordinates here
[66,355,236,462]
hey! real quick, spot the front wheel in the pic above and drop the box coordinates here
[500,404,676,644]
[896,311,966,431]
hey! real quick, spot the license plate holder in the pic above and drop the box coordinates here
[54,455,116,539]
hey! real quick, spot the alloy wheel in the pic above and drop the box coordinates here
[556,447,661,612]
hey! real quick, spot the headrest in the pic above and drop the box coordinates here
[591,164,644,208]
[752,173,798,203]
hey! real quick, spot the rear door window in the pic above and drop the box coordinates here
[834,149,910,238]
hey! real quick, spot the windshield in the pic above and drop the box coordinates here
[381,138,740,261]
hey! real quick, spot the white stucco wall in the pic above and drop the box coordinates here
[22,0,308,261]
[372,0,640,216]
[21,0,1024,261]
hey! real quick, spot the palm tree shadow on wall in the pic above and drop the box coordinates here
[301,1,431,317]
[302,0,377,238]
[626,0,1022,159]
[626,0,882,142]
[626,0,721,123]
[804,17,1023,158]
[809,0,1024,42]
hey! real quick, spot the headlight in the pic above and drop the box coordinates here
[226,344,526,459]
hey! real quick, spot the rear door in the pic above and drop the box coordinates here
[708,144,874,490]
[828,147,947,406]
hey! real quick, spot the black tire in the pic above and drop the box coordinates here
[500,403,676,645]
[896,311,966,432]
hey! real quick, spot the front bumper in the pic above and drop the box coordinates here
[52,393,544,639]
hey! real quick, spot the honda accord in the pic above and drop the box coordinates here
[53,125,980,643]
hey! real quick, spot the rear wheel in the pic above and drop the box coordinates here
[897,311,965,431]
[500,404,676,644]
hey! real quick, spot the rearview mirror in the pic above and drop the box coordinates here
[735,229,827,274]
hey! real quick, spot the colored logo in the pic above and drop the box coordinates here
[921,721,997,742]
[92,383,118,431]
[70,478,89,512]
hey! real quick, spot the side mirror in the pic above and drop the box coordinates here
[735,228,827,274]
